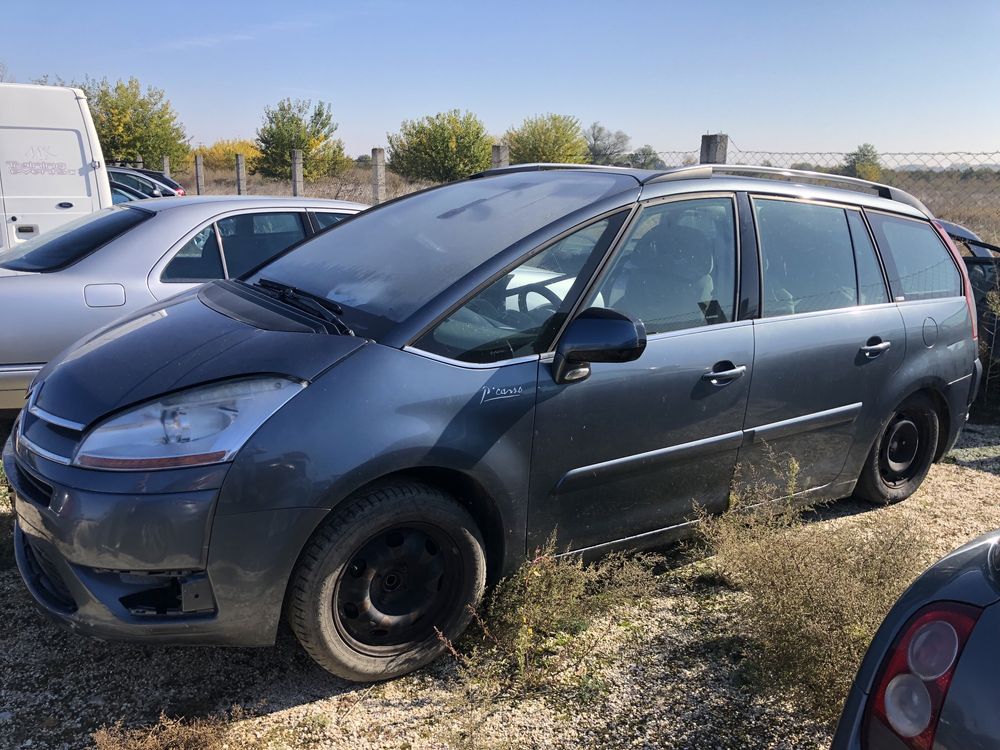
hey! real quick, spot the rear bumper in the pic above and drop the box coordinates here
[5,434,326,646]
[0,364,41,412]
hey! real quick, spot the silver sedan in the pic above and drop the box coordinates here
[0,195,366,415]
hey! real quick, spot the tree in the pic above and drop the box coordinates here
[79,77,189,166]
[255,98,349,180]
[191,139,261,171]
[504,114,588,164]
[387,110,492,182]
[626,145,666,170]
[585,122,631,165]
[845,143,882,181]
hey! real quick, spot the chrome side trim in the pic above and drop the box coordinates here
[555,430,744,494]
[27,403,86,432]
[558,518,700,557]
[18,434,71,466]
[401,346,540,370]
[745,402,862,444]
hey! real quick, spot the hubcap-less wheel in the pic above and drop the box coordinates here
[879,413,926,487]
[334,525,462,656]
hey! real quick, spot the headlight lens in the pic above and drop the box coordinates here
[73,377,305,470]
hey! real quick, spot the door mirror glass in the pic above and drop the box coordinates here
[553,307,646,383]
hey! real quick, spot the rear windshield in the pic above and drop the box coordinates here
[249,171,637,338]
[0,206,151,272]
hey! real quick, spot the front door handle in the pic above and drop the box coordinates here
[702,363,747,386]
[861,338,892,358]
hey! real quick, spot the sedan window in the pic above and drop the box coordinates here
[414,213,627,364]
[313,212,351,230]
[161,225,225,282]
[217,212,307,278]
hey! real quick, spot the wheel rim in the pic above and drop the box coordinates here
[333,524,463,657]
[879,412,925,487]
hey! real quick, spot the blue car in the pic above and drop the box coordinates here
[4,164,981,681]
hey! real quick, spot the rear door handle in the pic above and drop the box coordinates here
[861,339,892,358]
[702,363,747,385]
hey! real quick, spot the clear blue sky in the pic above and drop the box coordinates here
[4,0,999,156]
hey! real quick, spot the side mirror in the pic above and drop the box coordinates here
[552,307,646,384]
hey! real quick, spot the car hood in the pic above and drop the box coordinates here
[33,288,367,427]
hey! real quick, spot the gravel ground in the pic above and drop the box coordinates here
[0,424,998,750]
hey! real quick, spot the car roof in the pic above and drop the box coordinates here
[133,195,369,213]
[471,164,931,219]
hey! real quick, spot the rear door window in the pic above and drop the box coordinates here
[0,206,151,272]
[162,225,225,282]
[217,211,307,278]
[754,198,859,317]
[866,213,962,301]
[312,212,352,230]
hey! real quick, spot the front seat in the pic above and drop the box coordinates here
[616,224,715,332]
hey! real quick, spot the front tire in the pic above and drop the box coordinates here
[854,393,940,505]
[287,482,486,681]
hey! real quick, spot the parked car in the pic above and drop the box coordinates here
[0,195,365,417]
[4,165,981,683]
[0,82,112,248]
[133,168,187,196]
[109,182,148,204]
[107,167,178,198]
[832,531,1000,750]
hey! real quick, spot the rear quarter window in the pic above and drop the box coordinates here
[0,206,151,272]
[867,213,962,301]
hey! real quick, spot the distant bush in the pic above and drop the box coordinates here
[255,98,351,181]
[388,110,493,182]
[504,114,588,164]
[697,455,928,724]
[190,139,260,172]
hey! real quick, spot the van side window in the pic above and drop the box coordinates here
[754,199,858,317]
[414,213,627,364]
[588,197,737,334]
[846,211,889,305]
[162,225,225,282]
[866,213,962,301]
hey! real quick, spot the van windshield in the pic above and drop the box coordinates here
[0,206,152,272]
[248,171,636,339]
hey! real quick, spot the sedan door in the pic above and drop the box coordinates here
[528,195,754,553]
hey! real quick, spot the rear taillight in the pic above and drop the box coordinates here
[174,187,186,196]
[933,220,978,342]
[865,602,982,750]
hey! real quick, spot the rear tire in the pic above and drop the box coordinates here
[286,482,486,681]
[854,393,940,505]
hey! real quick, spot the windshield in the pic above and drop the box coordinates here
[0,206,151,272]
[249,171,636,338]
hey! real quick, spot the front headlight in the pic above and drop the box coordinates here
[73,377,305,470]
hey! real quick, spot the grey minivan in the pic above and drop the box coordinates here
[4,165,981,681]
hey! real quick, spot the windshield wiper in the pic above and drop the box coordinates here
[249,277,354,336]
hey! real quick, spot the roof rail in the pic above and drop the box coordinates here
[648,164,931,216]
[469,163,639,179]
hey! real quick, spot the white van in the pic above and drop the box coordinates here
[0,83,112,250]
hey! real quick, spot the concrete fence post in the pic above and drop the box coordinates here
[194,155,205,195]
[491,144,510,169]
[236,153,247,195]
[161,155,170,177]
[136,156,144,169]
[371,148,386,205]
[291,149,304,196]
[699,133,729,164]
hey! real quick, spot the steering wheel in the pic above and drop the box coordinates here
[517,283,562,313]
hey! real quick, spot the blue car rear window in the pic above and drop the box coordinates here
[0,206,151,272]
[249,171,637,338]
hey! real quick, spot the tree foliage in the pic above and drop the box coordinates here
[255,98,349,180]
[845,143,882,181]
[387,110,492,182]
[78,77,189,166]
[504,114,588,164]
[626,145,666,170]
[585,122,631,165]
[190,139,261,171]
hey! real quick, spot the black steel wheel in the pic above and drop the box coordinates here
[287,482,486,681]
[855,393,940,505]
